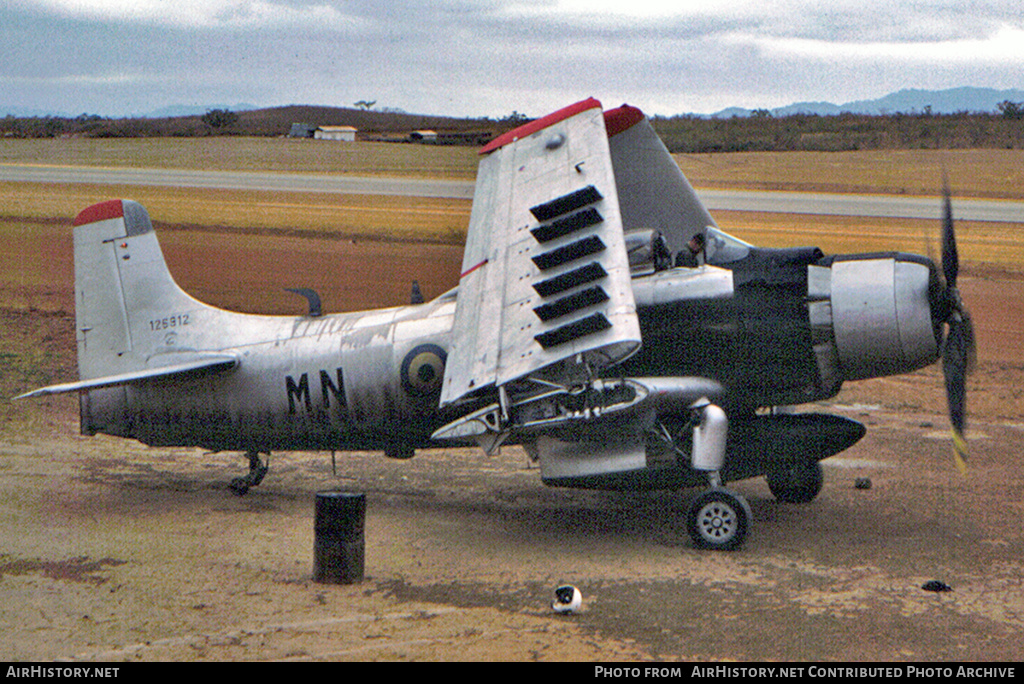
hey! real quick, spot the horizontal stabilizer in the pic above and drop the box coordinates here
[15,353,238,399]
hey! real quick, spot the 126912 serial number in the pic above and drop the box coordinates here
[149,314,190,331]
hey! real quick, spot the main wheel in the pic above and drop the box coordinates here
[766,459,823,504]
[686,488,750,551]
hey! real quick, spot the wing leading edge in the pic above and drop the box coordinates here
[440,98,641,407]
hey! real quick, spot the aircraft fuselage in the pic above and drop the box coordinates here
[81,246,942,469]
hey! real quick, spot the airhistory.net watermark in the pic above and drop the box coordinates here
[6,667,119,679]
[593,666,1016,679]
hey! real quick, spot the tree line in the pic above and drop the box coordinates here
[653,103,1024,153]
[3,103,1023,152]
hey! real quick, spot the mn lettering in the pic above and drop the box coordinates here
[286,368,345,414]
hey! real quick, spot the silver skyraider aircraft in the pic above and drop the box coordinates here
[19,98,974,550]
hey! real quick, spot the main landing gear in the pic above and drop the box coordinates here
[229,450,269,496]
[683,400,752,551]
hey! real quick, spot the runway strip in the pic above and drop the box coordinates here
[0,163,475,199]
[4,163,1023,223]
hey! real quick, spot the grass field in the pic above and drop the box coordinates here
[4,138,1023,199]
[0,138,480,179]
[0,182,472,243]
[674,148,1024,200]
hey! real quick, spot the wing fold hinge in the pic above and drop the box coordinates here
[431,376,724,453]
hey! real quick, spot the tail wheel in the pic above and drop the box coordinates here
[686,488,751,551]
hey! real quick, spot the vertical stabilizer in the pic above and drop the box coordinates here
[72,199,208,381]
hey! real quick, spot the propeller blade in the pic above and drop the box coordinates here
[942,332,969,475]
[941,311,974,473]
[943,315,969,434]
[937,180,974,474]
[941,181,959,288]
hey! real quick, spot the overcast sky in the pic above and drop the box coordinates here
[3,0,1022,118]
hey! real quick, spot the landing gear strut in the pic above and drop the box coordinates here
[230,450,269,496]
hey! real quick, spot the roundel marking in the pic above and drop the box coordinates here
[401,344,447,397]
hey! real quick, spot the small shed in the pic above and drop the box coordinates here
[288,123,317,138]
[315,126,357,141]
[409,129,438,143]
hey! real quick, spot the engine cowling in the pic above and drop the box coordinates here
[810,253,942,387]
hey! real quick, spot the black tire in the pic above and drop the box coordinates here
[766,459,824,504]
[686,489,750,551]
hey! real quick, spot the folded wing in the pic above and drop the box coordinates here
[440,98,641,407]
[605,104,752,264]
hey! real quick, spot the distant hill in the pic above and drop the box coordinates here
[234,104,499,137]
[711,87,1024,118]
[5,91,1021,151]
[142,103,259,118]
[1,105,67,118]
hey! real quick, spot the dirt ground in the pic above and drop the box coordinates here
[1,256,1022,662]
